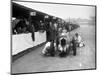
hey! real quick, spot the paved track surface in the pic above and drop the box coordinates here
[12,24,96,74]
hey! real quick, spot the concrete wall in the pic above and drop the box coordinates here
[12,31,46,55]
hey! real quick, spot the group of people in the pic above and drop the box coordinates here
[12,17,36,41]
[42,25,85,57]
[12,16,64,41]
[12,17,45,34]
[12,15,76,43]
[12,16,84,57]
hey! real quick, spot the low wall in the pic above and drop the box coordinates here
[12,31,46,55]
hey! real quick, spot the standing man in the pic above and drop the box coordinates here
[28,12,36,41]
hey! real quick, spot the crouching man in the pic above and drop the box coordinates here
[74,33,85,47]
[42,41,55,56]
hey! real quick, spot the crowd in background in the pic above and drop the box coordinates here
[12,16,79,42]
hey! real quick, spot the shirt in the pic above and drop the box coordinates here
[74,35,82,43]
[42,42,51,54]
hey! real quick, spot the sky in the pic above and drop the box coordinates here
[13,1,95,19]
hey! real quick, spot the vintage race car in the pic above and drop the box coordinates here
[42,31,78,57]
[56,31,77,56]
[57,34,71,56]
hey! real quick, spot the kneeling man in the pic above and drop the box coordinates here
[42,41,55,56]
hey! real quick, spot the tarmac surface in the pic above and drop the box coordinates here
[12,24,96,74]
